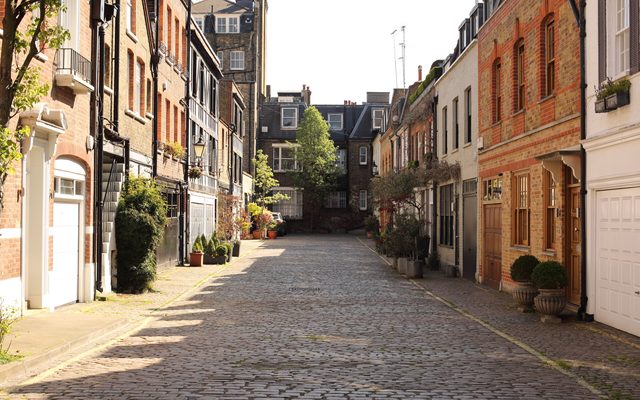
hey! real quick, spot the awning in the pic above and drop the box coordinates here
[535,145,581,182]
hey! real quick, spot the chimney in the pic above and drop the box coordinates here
[418,65,423,81]
[302,84,311,105]
[266,85,271,99]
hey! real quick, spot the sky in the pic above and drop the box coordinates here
[266,0,480,105]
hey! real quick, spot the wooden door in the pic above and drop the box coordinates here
[566,186,582,305]
[463,195,477,281]
[483,204,502,289]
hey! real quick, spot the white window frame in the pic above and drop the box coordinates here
[126,0,133,33]
[272,144,299,172]
[216,51,223,69]
[194,15,204,32]
[59,0,80,50]
[359,145,368,165]
[372,108,384,130]
[327,113,343,130]
[607,0,630,78]
[359,190,368,211]
[281,107,298,129]
[272,187,303,219]
[230,51,245,70]
[134,59,142,114]
[215,15,239,34]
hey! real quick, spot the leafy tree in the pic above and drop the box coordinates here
[0,0,69,209]
[289,106,338,230]
[252,149,288,207]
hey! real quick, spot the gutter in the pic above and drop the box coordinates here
[180,0,193,264]
[569,0,592,321]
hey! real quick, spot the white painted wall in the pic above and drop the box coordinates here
[583,1,640,318]
[0,277,22,311]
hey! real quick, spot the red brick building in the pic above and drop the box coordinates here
[477,0,582,306]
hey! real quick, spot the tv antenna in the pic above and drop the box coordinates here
[400,25,406,90]
[391,29,398,88]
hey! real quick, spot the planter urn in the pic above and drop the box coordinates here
[189,252,204,267]
[232,242,240,257]
[366,231,374,239]
[406,259,424,279]
[392,257,398,270]
[398,257,408,275]
[534,288,567,323]
[267,230,278,240]
[512,281,538,313]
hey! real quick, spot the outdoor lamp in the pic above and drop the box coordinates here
[193,136,206,160]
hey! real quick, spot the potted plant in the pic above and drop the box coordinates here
[255,209,273,239]
[223,242,233,262]
[266,221,278,239]
[188,166,202,179]
[213,244,227,265]
[531,261,569,323]
[203,236,218,265]
[189,236,204,267]
[595,78,631,113]
[510,255,540,312]
[232,239,241,257]
[364,215,379,238]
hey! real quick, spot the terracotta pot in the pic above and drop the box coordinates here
[267,230,278,239]
[534,288,567,323]
[189,252,204,267]
[366,231,373,239]
[252,230,263,239]
[512,281,538,313]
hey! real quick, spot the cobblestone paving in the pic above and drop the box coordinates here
[8,236,605,399]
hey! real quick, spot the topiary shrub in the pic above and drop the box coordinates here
[364,215,379,233]
[215,244,228,257]
[224,242,233,256]
[116,176,167,293]
[531,261,568,289]
[204,237,216,256]
[510,255,540,282]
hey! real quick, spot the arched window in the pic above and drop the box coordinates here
[514,39,525,112]
[492,58,502,122]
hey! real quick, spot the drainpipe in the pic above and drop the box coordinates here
[151,0,159,178]
[568,0,591,321]
[431,94,438,256]
[180,0,192,264]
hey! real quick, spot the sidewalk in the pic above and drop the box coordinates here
[361,240,640,400]
[0,239,265,388]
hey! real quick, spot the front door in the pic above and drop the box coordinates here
[52,201,80,307]
[483,204,502,289]
[566,185,582,305]
[463,194,477,281]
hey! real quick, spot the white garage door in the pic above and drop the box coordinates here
[596,188,640,336]
[52,201,80,308]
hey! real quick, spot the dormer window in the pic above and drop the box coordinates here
[328,113,343,130]
[281,107,298,129]
[372,109,384,130]
[215,15,239,33]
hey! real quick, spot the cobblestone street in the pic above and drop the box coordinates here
[5,236,618,399]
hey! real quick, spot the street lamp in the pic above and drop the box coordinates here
[193,136,206,164]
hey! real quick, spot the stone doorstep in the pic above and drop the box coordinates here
[0,317,131,386]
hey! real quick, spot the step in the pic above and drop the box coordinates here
[102,163,126,174]
[102,172,124,183]
[102,181,122,193]
[102,192,120,202]
[103,201,118,213]
[102,211,116,222]
[103,221,113,233]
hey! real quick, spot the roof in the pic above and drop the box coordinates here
[192,0,250,15]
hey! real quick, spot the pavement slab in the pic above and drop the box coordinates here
[2,235,636,399]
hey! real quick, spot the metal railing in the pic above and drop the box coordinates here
[55,48,91,84]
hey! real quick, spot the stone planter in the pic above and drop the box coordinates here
[512,281,538,313]
[392,257,398,270]
[398,257,408,275]
[232,242,240,257]
[406,259,424,279]
[534,288,567,323]
[384,256,393,267]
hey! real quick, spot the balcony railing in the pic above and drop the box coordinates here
[54,48,94,94]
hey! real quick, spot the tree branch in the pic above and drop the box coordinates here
[12,0,45,93]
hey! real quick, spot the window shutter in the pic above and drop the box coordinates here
[598,0,607,84]
[631,0,640,74]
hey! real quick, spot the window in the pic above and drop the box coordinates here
[336,149,347,173]
[515,39,525,111]
[272,187,303,219]
[607,0,630,77]
[230,51,244,70]
[513,172,530,246]
[328,113,343,130]
[544,170,557,250]
[465,87,472,144]
[135,59,143,114]
[273,145,298,172]
[543,18,555,97]
[127,51,134,110]
[216,15,239,33]
[453,98,459,150]
[325,192,347,208]
[165,99,171,142]
[146,79,152,115]
[104,44,112,89]
[442,106,448,154]
[54,177,84,196]
[281,107,298,129]
[175,18,180,63]
[493,59,502,122]
[194,16,204,31]
[359,190,368,211]
[173,105,178,142]
[126,0,134,34]
[165,192,179,218]
[439,184,454,246]
[167,7,172,53]
[216,51,223,69]
[372,109,384,130]
[482,177,503,201]
[359,146,368,165]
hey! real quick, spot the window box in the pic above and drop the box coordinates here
[595,78,631,113]
[604,91,630,111]
[594,98,607,113]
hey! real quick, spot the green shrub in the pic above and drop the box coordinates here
[204,238,216,256]
[510,255,540,282]
[364,215,379,232]
[427,251,440,270]
[596,78,631,100]
[215,244,228,257]
[531,261,568,289]
[224,242,233,257]
[116,176,167,293]
[192,237,204,253]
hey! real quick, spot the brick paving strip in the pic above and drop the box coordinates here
[2,235,635,399]
[358,237,640,400]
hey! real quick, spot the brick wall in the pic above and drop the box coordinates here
[477,0,580,290]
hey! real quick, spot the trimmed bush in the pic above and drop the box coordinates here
[204,237,216,256]
[115,177,167,293]
[215,244,228,257]
[531,261,568,289]
[364,215,379,232]
[510,255,540,282]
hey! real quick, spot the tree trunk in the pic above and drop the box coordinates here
[0,3,17,127]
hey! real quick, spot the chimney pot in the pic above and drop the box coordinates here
[418,65,423,81]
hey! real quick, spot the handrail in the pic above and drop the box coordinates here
[102,160,117,205]
[55,48,92,84]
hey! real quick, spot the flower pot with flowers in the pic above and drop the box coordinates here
[255,209,273,240]
[595,78,631,113]
[267,222,278,239]
[364,215,380,238]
